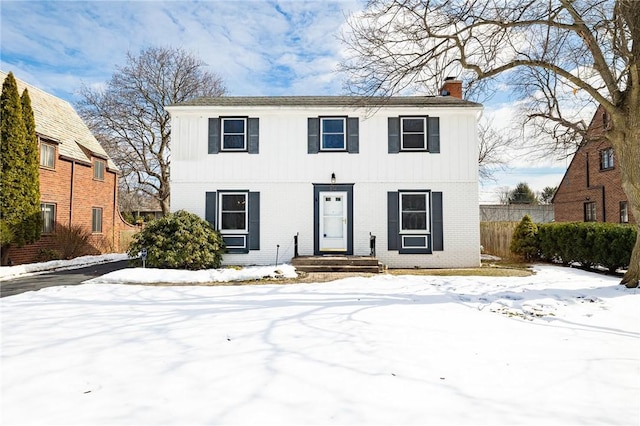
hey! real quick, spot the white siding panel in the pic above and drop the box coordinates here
[170,103,481,268]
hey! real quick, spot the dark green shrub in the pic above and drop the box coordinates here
[510,215,539,261]
[538,222,636,272]
[127,210,225,270]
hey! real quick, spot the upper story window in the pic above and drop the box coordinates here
[321,118,346,151]
[222,118,247,151]
[584,202,596,222]
[600,148,614,170]
[401,117,427,150]
[40,142,55,169]
[208,117,259,154]
[388,116,440,153]
[94,159,105,180]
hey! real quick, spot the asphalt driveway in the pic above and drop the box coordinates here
[0,260,130,298]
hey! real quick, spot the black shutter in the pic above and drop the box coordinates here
[387,191,399,250]
[208,118,220,154]
[308,118,319,154]
[248,118,259,153]
[427,116,440,153]
[248,192,260,250]
[347,117,359,153]
[432,191,443,251]
[205,191,217,227]
[388,117,400,153]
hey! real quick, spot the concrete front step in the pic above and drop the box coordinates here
[291,256,383,273]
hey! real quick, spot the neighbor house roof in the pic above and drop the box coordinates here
[1,71,117,171]
[170,95,482,108]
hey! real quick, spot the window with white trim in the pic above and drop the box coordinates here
[221,118,247,151]
[41,203,56,233]
[600,148,614,170]
[219,193,248,233]
[40,143,55,168]
[620,201,629,223]
[320,117,346,151]
[92,207,103,233]
[401,117,427,150]
[400,192,429,233]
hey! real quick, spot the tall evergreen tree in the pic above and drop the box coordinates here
[21,88,42,244]
[0,72,40,264]
[509,182,538,205]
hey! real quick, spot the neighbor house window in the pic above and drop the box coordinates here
[221,118,247,151]
[92,207,103,233]
[584,202,596,222]
[620,202,629,223]
[40,143,55,168]
[320,117,346,151]
[401,117,427,150]
[41,203,56,233]
[600,148,614,170]
[94,159,105,180]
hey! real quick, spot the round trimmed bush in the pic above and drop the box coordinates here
[128,210,225,270]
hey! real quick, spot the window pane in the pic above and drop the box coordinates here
[402,118,424,132]
[92,208,103,233]
[402,212,427,230]
[221,212,246,230]
[224,119,245,133]
[223,135,245,149]
[222,194,246,211]
[402,134,425,149]
[322,134,345,149]
[40,144,54,168]
[402,194,426,211]
[41,203,55,233]
[322,119,344,133]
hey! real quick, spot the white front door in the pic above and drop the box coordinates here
[319,191,348,252]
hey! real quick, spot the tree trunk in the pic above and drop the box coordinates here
[614,96,640,288]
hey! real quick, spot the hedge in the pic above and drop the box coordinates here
[533,222,636,272]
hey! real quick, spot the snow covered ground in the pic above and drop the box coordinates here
[1,262,639,425]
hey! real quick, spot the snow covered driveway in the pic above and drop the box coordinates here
[1,265,638,425]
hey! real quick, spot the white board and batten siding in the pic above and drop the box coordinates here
[167,96,482,269]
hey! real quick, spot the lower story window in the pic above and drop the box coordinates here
[41,203,56,234]
[92,207,103,233]
[620,201,629,223]
[584,202,596,222]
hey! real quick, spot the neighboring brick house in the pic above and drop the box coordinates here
[1,71,135,265]
[553,105,635,224]
[167,80,483,269]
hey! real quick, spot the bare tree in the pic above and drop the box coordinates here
[341,0,640,287]
[478,117,513,181]
[78,46,226,216]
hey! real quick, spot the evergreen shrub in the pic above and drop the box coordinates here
[127,210,225,270]
[509,215,539,260]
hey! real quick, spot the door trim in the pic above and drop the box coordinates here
[313,184,354,255]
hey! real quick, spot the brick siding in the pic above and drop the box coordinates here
[7,146,136,265]
[553,106,635,224]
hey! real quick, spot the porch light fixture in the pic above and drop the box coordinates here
[331,173,336,184]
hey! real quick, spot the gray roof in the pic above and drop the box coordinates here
[1,71,117,171]
[170,95,482,108]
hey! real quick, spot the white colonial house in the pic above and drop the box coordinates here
[167,80,482,269]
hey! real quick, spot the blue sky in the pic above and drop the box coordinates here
[1,0,567,203]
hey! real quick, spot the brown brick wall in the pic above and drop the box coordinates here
[7,149,136,265]
[554,106,635,224]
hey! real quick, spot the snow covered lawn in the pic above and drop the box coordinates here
[1,265,638,425]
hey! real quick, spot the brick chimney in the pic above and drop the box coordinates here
[440,77,463,99]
